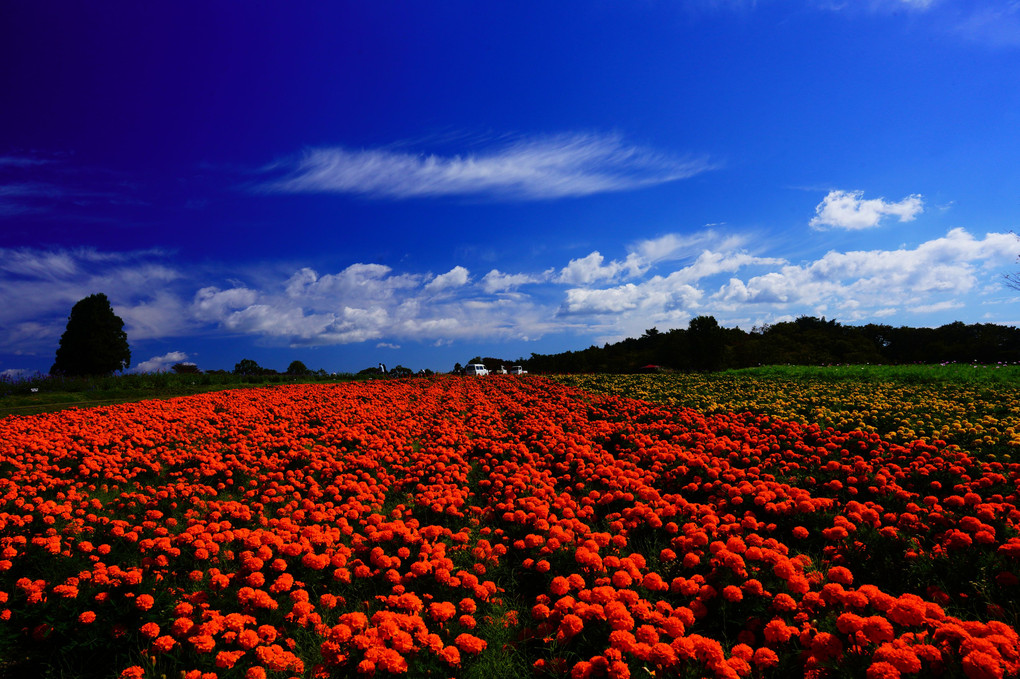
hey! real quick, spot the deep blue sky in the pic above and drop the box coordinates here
[2,1,1019,375]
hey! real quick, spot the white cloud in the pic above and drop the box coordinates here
[0,248,193,354]
[909,300,964,314]
[261,133,714,200]
[711,228,1016,310]
[815,0,937,12]
[558,251,642,285]
[425,266,470,293]
[133,351,190,374]
[2,228,1017,360]
[564,285,644,314]
[631,231,743,264]
[194,286,260,321]
[953,3,1020,47]
[809,190,924,230]
[1,368,34,380]
[481,270,537,293]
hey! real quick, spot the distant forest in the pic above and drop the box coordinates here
[503,316,1020,374]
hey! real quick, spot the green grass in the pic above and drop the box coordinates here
[0,371,366,418]
[719,362,1020,384]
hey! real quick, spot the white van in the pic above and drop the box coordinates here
[509,366,528,375]
[464,363,489,376]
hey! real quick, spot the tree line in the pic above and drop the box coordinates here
[42,293,1020,379]
[519,316,1020,374]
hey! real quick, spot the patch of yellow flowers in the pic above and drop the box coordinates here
[556,374,1020,458]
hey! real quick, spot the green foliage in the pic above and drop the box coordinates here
[687,314,725,371]
[50,293,131,376]
[286,360,310,375]
[721,362,1020,385]
[524,316,1020,374]
[233,358,264,375]
[171,362,200,374]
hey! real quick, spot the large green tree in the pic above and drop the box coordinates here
[233,358,264,375]
[286,360,310,376]
[51,293,131,376]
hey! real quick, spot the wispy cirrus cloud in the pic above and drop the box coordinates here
[0,153,145,218]
[0,247,192,355]
[809,189,923,230]
[258,133,715,200]
[953,2,1020,47]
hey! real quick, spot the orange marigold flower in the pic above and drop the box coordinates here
[440,645,461,667]
[722,585,743,602]
[135,594,155,611]
[454,633,487,655]
[429,601,457,622]
[216,650,245,669]
[867,661,901,679]
[772,593,797,612]
[874,644,921,674]
[189,634,216,653]
[961,650,1004,679]
[888,594,927,627]
[153,636,176,653]
[763,619,794,644]
[551,576,570,596]
[862,616,895,644]
[560,614,584,638]
[827,566,853,585]
[78,611,97,624]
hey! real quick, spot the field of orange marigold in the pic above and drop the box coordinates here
[0,376,1018,679]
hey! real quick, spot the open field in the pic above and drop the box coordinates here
[0,373,360,419]
[1,376,1019,678]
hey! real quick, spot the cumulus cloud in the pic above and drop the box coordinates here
[425,266,470,293]
[809,190,923,230]
[556,231,780,292]
[259,133,714,200]
[712,228,1015,311]
[2,228,1016,360]
[133,351,190,373]
[187,262,559,347]
[558,252,644,285]
[554,227,1017,341]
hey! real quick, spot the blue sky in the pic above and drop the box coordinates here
[2,1,1019,375]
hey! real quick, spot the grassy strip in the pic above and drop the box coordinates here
[718,362,1020,384]
[0,372,367,418]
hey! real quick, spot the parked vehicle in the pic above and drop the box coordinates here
[509,366,528,375]
[464,363,489,376]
